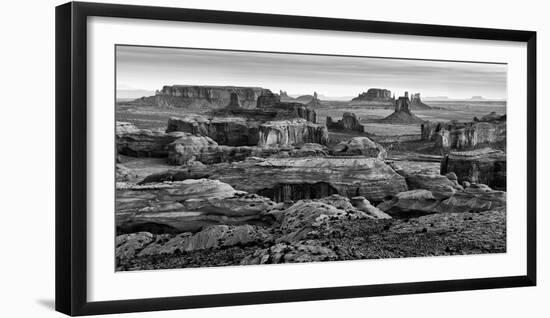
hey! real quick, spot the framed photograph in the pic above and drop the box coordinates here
[55,1,536,316]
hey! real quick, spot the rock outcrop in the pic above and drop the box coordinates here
[116,122,192,157]
[116,179,279,233]
[142,157,409,203]
[330,137,387,159]
[379,92,425,124]
[326,112,364,132]
[130,85,270,109]
[440,148,506,190]
[351,88,393,105]
[421,117,506,150]
[258,119,329,146]
[377,184,505,217]
[168,143,328,165]
[410,93,432,110]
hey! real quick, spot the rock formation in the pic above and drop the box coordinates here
[379,92,425,124]
[410,93,432,110]
[141,157,409,203]
[440,148,506,190]
[306,92,321,107]
[421,115,506,150]
[326,112,364,132]
[167,115,324,147]
[330,137,387,159]
[377,184,506,217]
[258,119,329,146]
[167,143,328,165]
[116,122,194,157]
[116,179,280,233]
[351,88,393,105]
[130,85,270,109]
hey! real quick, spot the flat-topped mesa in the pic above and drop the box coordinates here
[253,90,317,123]
[410,93,432,110]
[352,88,393,102]
[421,114,506,150]
[131,85,271,109]
[326,112,364,132]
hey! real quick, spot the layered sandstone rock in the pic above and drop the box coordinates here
[258,119,329,146]
[421,116,506,150]
[144,157,408,203]
[168,143,328,165]
[326,112,364,132]
[116,121,189,157]
[331,137,386,159]
[166,115,260,146]
[377,185,506,216]
[440,148,506,190]
[116,179,279,233]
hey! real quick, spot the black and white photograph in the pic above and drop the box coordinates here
[114,45,507,271]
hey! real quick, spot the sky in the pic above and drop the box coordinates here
[116,45,507,100]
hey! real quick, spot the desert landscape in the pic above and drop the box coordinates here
[115,82,507,271]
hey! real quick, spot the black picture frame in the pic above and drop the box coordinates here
[55,1,537,316]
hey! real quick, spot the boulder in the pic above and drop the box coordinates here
[166,133,219,165]
[331,136,387,159]
[440,148,506,190]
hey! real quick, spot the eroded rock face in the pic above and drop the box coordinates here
[147,157,408,203]
[258,119,329,146]
[421,118,506,150]
[166,133,219,165]
[116,122,186,157]
[116,179,279,233]
[440,148,506,190]
[166,116,260,146]
[326,112,364,132]
[167,114,322,147]
[116,232,154,260]
[331,137,386,159]
[377,186,506,216]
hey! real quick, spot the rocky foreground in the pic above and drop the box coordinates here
[115,93,506,271]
